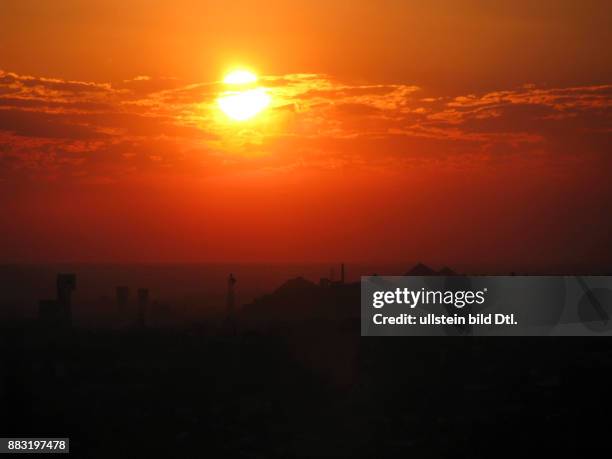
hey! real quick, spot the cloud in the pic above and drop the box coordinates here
[0,70,111,95]
[0,109,108,140]
[0,69,610,183]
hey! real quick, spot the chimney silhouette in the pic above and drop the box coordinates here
[227,273,237,317]
[340,263,345,284]
[116,286,129,312]
[56,273,76,325]
[137,288,149,328]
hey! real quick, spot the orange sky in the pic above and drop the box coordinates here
[1,0,611,269]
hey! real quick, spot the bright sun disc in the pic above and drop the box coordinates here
[218,88,271,121]
[223,70,258,85]
[218,70,270,121]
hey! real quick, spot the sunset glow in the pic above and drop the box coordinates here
[0,0,610,266]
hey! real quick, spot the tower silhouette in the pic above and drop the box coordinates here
[137,288,149,328]
[57,273,76,324]
[39,273,76,326]
[116,286,130,314]
[227,273,237,317]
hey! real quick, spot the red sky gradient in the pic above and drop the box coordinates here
[1,0,611,269]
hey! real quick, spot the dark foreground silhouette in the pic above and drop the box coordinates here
[1,265,611,457]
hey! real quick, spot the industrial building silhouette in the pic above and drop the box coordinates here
[6,262,609,458]
[38,273,76,326]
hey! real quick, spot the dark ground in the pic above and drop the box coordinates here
[2,317,611,458]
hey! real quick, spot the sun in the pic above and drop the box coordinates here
[218,89,270,121]
[218,70,271,121]
[223,69,257,85]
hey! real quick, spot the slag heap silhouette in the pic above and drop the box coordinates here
[242,262,456,326]
[404,262,456,276]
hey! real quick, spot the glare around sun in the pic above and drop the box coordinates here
[218,70,271,121]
